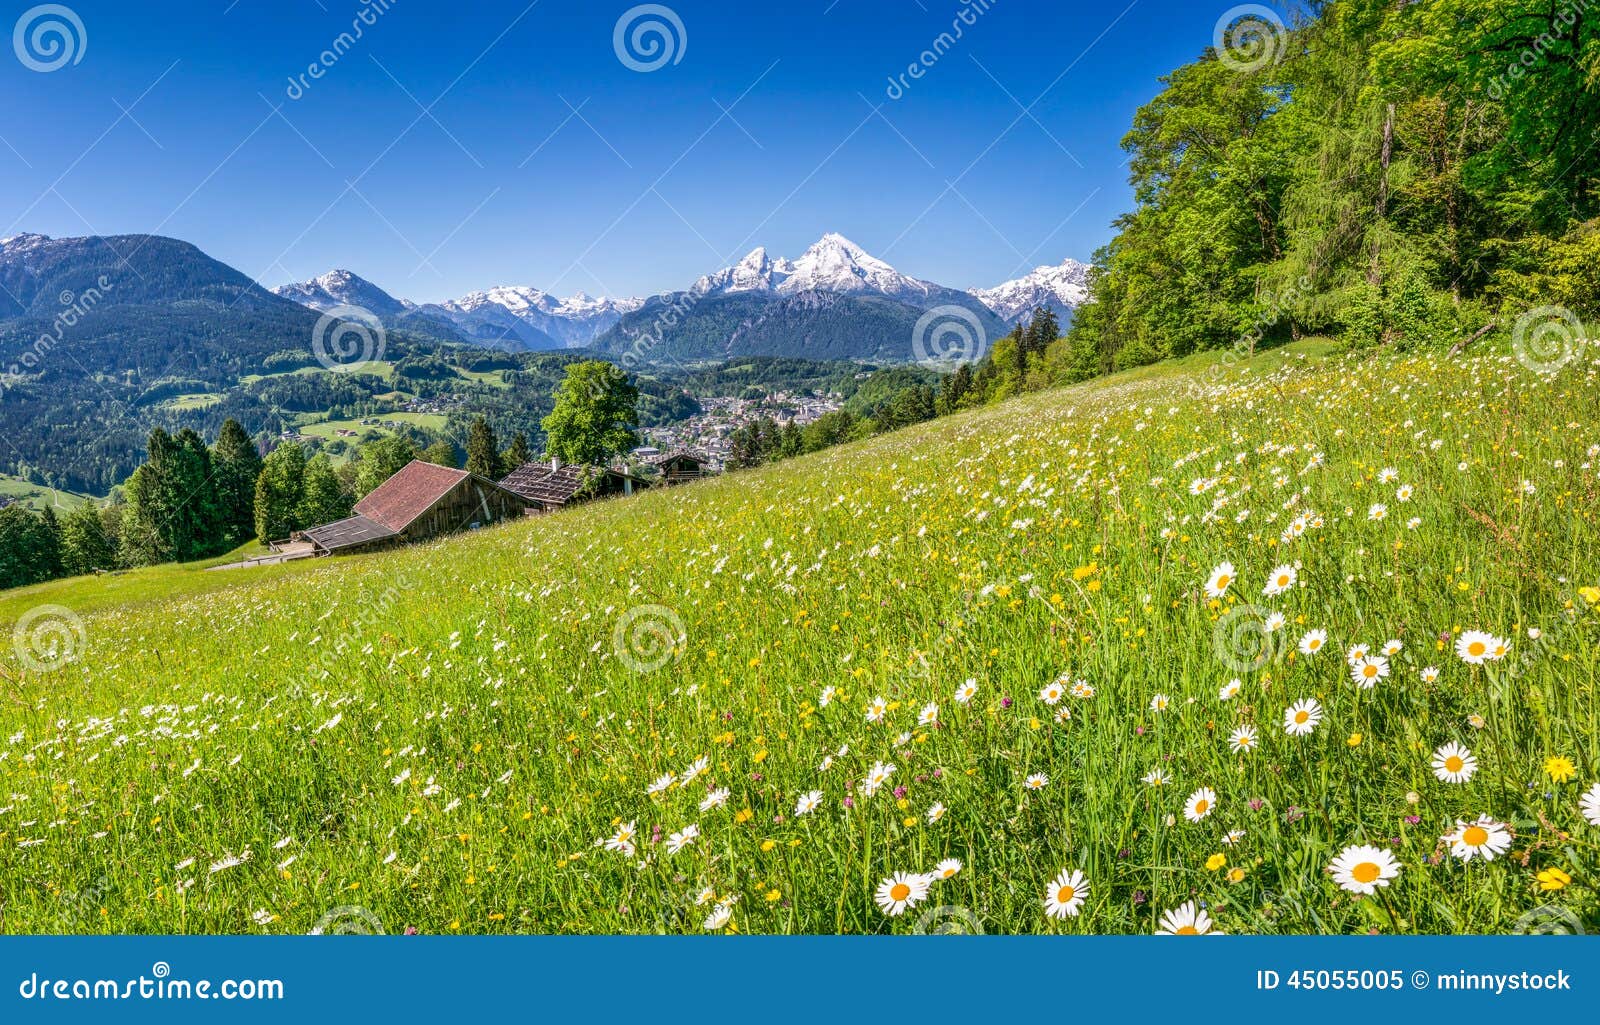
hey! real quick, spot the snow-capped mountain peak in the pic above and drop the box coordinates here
[272,269,411,317]
[969,258,1092,325]
[691,233,943,303]
[691,246,795,295]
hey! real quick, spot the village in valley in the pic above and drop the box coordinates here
[638,389,843,469]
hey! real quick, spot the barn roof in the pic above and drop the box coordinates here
[302,514,397,552]
[354,459,471,532]
[500,461,644,506]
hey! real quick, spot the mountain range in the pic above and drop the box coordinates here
[269,233,1090,356]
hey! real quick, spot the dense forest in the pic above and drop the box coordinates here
[1054,0,1599,376]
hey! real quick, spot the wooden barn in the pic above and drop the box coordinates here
[646,449,712,485]
[299,460,532,556]
[499,459,648,513]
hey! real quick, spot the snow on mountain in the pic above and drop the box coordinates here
[969,258,1092,325]
[443,287,644,347]
[271,270,412,318]
[691,233,951,306]
[690,246,795,295]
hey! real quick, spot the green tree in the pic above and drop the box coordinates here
[212,418,263,544]
[422,439,459,468]
[541,361,639,466]
[465,417,501,478]
[298,454,352,527]
[61,502,115,577]
[503,431,533,471]
[254,443,308,542]
[354,435,419,497]
[0,505,63,589]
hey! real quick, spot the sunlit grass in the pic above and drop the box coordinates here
[0,343,1596,935]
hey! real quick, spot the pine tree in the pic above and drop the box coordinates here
[465,417,500,478]
[212,418,263,545]
[503,431,532,472]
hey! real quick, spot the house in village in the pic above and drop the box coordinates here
[296,459,532,556]
[498,459,649,513]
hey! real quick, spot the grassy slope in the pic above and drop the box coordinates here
[0,342,1596,935]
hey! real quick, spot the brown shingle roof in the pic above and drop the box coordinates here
[499,462,589,505]
[302,514,397,551]
[354,459,469,532]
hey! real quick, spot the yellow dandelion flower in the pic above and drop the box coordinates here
[1544,756,1577,784]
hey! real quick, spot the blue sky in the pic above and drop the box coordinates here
[1,0,1234,302]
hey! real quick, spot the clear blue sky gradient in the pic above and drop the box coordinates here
[0,0,1232,302]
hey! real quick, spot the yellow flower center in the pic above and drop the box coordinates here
[1217,575,1231,589]
[1363,665,1378,678]
[1352,862,1381,884]
[1294,711,1309,724]
[1467,641,1486,657]
[1444,756,1464,772]
[1462,826,1489,847]
[1174,925,1200,935]
[889,883,910,902]
[1194,799,1209,814]
[1057,885,1076,903]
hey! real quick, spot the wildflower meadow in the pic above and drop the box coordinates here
[1,344,1596,935]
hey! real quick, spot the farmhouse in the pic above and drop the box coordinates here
[298,459,532,555]
[499,459,649,513]
[645,449,711,485]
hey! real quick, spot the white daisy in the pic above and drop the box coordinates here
[1184,787,1217,822]
[1431,742,1477,783]
[1262,564,1297,597]
[1043,868,1089,919]
[1155,900,1221,935]
[794,790,822,816]
[1204,561,1237,599]
[874,871,930,916]
[1329,844,1401,895]
[1283,698,1322,737]
[1298,629,1328,656]
[1443,816,1511,862]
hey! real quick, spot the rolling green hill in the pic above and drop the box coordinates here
[0,343,1595,935]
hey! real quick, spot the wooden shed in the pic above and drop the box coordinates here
[300,460,532,555]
